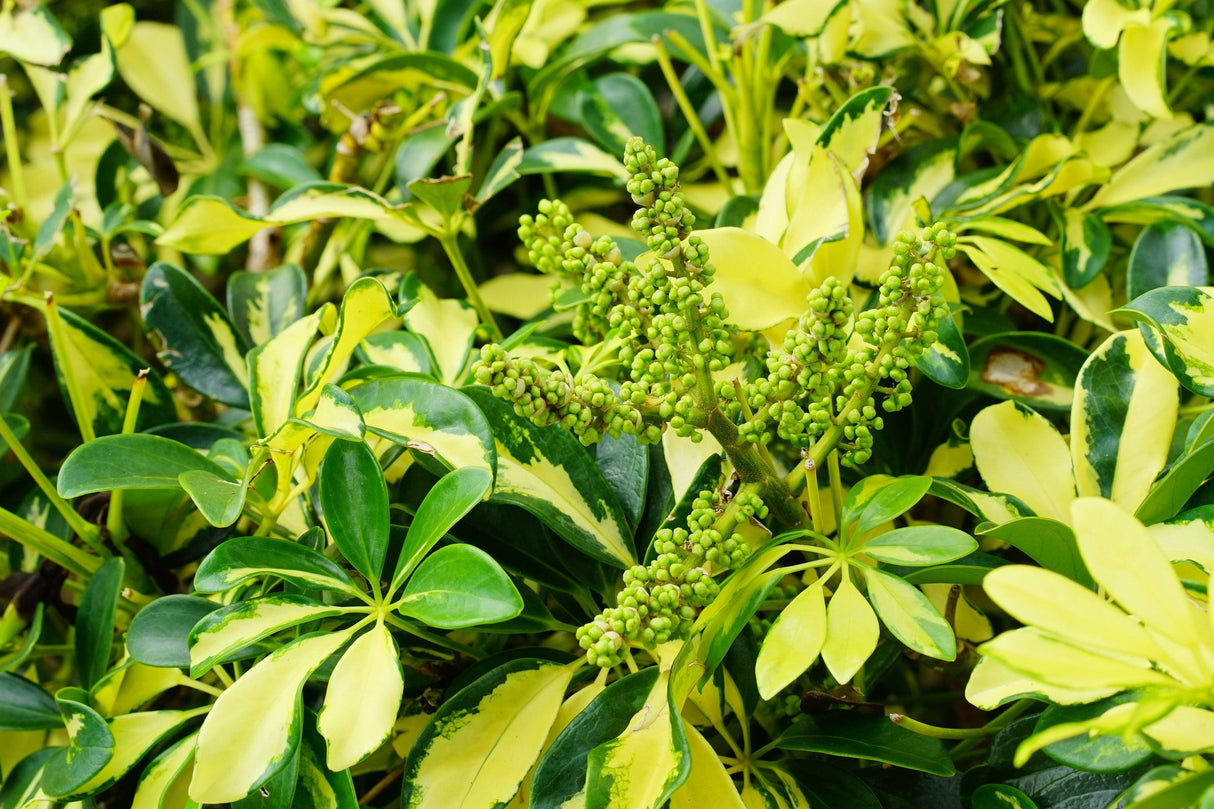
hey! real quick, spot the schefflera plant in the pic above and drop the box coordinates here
[183,449,519,804]
[968,498,1214,768]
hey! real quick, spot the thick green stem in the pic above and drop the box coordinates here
[0,413,101,548]
[0,75,27,212]
[438,232,502,342]
[0,506,101,579]
[706,409,807,530]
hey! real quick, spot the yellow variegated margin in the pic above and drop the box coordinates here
[1086,124,1214,210]
[317,621,404,771]
[131,732,196,809]
[248,308,334,438]
[970,401,1076,524]
[57,711,201,802]
[968,498,1214,764]
[1070,330,1178,512]
[668,721,745,809]
[587,666,686,809]
[189,597,344,677]
[404,661,574,809]
[190,630,353,804]
[158,184,408,255]
[404,283,479,384]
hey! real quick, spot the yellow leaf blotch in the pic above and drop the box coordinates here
[319,622,405,771]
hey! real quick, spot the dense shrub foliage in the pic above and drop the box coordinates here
[1,0,1214,807]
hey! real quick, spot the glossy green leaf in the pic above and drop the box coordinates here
[862,567,956,660]
[193,536,360,595]
[191,630,353,804]
[841,475,932,540]
[58,709,194,801]
[397,545,523,629]
[320,439,390,583]
[402,659,574,809]
[58,434,228,497]
[971,784,1039,809]
[1126,768,1214,809]
[779,713,954,775]
[967,332,1089,412]
[318,621,404,770]
[1116,286,1214,398]
[48,308,177,436]
[1126,221,1208,300]
[76,557,124,690]
[0,674,61,730]
[580,73,664,157]
[1060,208,1111,289]
[860,525,977,566]
[0,749,55,809]
[126,594,220,668]
[1136,439,1214,524]
[227,264,309,346]
[464,388,635,567]
[915,309,969,389]
[241,145,323,190]
[351,377,496,474]
[977,517,1092,587]
[40,692,114,798]
[391,465,493,593]
[179,468,248,527]
[141,262,251,407]
[189,594,344,678]
[1035,696,1153,773]
[595,432,648,531]
[1071,330,1178,512]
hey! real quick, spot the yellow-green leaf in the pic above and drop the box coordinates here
[978,627,1172,691]
[114,22,201,133]
[820,576,878,684]
[1120,20,1174,121]
[1141,706,1214,754]
[1081,0,1150,48]
[586,666,688,809]
[982,565,1160,658]
[189,595,343,678]
[190,630,353,804]
[60,711,194,801]
[755,583,826,700]
[970,401,1076,523]
[965,656,1117,711]
[1086,124,1214,210]
[759,0,846,37]
[1071,498,1203,649]
[158,184,403,255]
[318,621,403,771]
[248,307,333,438]
[699,228,806,330]
[668,722,744,809]
[0,2,70,66]
[403,659,574,809]
[131,732,196,809]
[479,273,554,320]
[862,568,956,660]
[403,282,478,384]
[1070,330,1178,512]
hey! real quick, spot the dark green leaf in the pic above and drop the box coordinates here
[0,749,57,808]
[972,784,1039,809]
[194,536,360,594]
[0,346,32,413]
[58,434,229,497]
[1127,221,1208,300]
[397,545,523,629]
[1126,767,1214,809]
[0,673,61,730]
[396,125,458,198]
[1036,696,1153,773]
[867,139,957,245]
[180,468,247,527]
[141,262,251,408]
[390,466,492,593]
[915,309,969,389]
[777,714,955,776]
[1061,210,1111,289]
[241,144,323,189]
[580,73,664,156]
[76,557,124,690]
[126,595,221,668]
[1137,439,1214,524]
[34,180,74,262]
[531,668,660,809]
[41,692,114,798]
[595,432,648,531]
[781,761,883,809]
[320,440,390,583]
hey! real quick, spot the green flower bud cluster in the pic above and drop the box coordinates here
[736,224,953,465]
[471,344,661,445]
[473,138,738,447]
[577,486,770,667]
[518,199,626,343]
